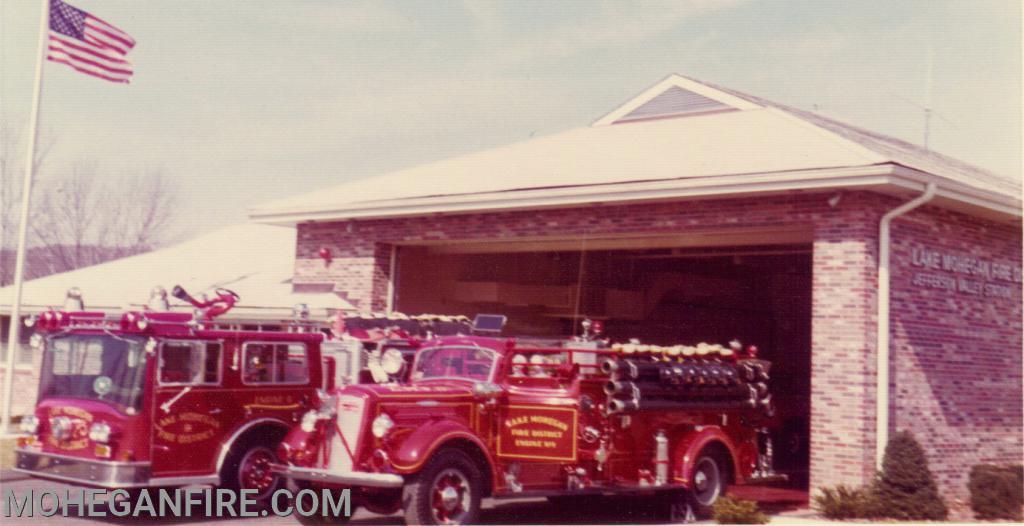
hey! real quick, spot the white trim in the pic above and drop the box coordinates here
[592,74,760,126]
[386,245,397,313]
[876,183,936,470]
[249,164,1022,225]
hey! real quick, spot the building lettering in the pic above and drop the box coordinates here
[909,247,1021,300]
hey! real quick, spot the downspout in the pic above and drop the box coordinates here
[876,182,936,469]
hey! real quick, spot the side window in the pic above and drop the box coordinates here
[159,342,221,386]
[243,342,308,384]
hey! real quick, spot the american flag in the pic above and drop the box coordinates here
[48,0,135,83]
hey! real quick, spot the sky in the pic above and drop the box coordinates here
[1,0,1020,237]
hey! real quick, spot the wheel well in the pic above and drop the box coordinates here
[438,438,494,497]
[236,423,288,448]
[217,421,290,473]
[699,441,735,485]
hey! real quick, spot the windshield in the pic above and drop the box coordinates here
[412,346,496,382]
[39,334,147,413]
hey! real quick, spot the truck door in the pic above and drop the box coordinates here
[497,352,580,490]
[151,340,231,477]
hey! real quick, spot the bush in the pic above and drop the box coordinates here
[968,464,1023,520]
[872,431,948,520]
[814,484,879,520]
[712,496,768,524]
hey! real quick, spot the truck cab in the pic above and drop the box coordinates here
[275,321,779,524]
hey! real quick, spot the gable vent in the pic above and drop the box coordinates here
[614,86,735,124]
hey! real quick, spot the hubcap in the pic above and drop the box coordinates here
[430,469,470,524]
[239,447,278,498]
[693,457,721,506]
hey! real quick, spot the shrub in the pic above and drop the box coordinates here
[813,484,879,520]
[872,431,948,521]
[968,464,1023,520]
[712,495,768,524]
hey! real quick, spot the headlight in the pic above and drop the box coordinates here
[381,349,404,375]
[371,413,394,438]
[88,422,112,443]
[300,410,319,433]
[19,415,39,434]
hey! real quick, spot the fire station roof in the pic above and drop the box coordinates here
[0,224,356,319]
[249,74,1021,225]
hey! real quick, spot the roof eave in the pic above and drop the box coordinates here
[249,164,1021,226]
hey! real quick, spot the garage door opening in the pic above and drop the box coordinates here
[394,242,811,488]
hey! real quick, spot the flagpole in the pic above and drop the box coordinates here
[1,0,50,435]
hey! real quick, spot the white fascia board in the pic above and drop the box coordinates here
[890,165,1022,218]
[249,164,1021,226]
[249,165,893,223]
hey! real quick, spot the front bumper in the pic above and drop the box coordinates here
[15,449,152,489]
[270,463,404,489]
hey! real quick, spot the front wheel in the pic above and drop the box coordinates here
[402,449,482,525]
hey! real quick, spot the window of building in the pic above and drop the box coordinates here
[242,342,308,385]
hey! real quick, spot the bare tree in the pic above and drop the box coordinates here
[26,164,181,276]
[102,169,178,256]
[0,125,54,285]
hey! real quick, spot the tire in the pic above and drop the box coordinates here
[402,449,483,525]
[685,451,726,518]
[220,442,284,508]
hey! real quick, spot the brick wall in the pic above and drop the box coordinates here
[297,191,899,492]
[889,205,1023,498]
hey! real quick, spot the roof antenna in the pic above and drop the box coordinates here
[888,43,956,151]
[923,44,933,149]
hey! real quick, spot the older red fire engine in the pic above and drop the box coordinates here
[13,286,467,502]
[273,317,780,524]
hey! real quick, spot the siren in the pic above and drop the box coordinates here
[148,286,170,311]
[63,287,84,311]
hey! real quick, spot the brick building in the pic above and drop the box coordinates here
[254,74,1022,498]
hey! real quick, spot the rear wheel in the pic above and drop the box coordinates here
[220,442,284,508]
[686,452,725,517]
[402,449,482,525]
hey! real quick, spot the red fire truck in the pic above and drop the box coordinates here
[273,317,781,524]
[13,286,465,502]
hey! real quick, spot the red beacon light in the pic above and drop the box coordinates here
[318,247,332,266]
[746,344,759,359]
